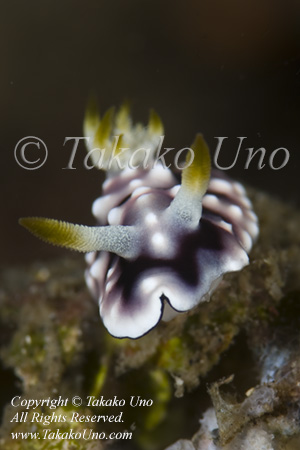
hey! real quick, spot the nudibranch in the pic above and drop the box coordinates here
[20,102,259,339]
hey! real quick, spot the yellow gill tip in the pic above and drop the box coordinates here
[148,109,164,135]
[94,106,115,148]
[115,101,131,132]
[83,95,101,137]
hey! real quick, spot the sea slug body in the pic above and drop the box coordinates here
[20,102,259,338]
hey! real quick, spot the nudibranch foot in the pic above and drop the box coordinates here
[20,102,259,339]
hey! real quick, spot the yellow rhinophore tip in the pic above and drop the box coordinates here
[181,134,211,198]
[19,217,138,258]
[168,134,211,227]
[19,217,98,252]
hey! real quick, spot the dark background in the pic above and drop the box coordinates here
[1,0,299,266]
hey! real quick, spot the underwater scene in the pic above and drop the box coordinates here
[1,1,300,449]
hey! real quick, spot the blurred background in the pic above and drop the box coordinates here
[1,0,299,265]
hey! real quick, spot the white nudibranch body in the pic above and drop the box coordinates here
[19,101,259,339]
